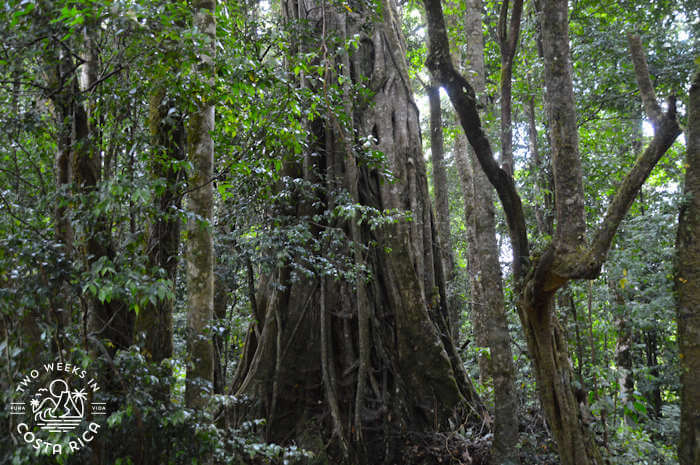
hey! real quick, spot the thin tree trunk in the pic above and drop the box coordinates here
[454,132,490,382]
[459,1,521,461]
[676,68,700,465]
[185,0,216,410]
[134,87,185,364]
[427,81,459,336]
[586,281,609,449]
[644,329,663,419]
[609,272,635,424]
[568,292,585,385]
[76,17,133,353]
[497,0,523,177]
[52,50,74,259]
[213,274,229,395]
[527,94,553,237]
[38,45,75,361]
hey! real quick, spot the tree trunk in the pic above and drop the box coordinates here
[75,19,134,353]
[458,1,521,462]
[185,0,216,410]
[526,94,553,237]
[676,68,700,465]
[610,275,635,425]
[512,2,600,459]
[497,0,523,177]
[134,86,185,363]
[213,273,229,395]
[232,0,485,462]
[538,0,586,257]
[449,0,490,385]
[427,81,459,336]
[454,132,490,382]
[567,291,585,386]
[51,49,74,259]
[518,290,603,465]
[34,44,76,364]
[643,329,662,419]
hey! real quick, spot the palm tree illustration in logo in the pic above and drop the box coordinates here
[32,379,86,431]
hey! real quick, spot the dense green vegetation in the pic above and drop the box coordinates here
[0,0,697,464]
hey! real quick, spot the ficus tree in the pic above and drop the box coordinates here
[230,0,486,462]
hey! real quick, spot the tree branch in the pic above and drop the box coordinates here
[498,0,523,175]
[538,0,586,252]
[498,0,510,51]
[499,0,524,64]
[568,41,681,279]
[628,33,663,127]
[572,111,680,278]
[423,0,529,279]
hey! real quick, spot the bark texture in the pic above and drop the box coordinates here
[232,0,485,462]
[539,0,585,256]
[677,69,700,465]
[460,1,520,461]
[450,0,491,384]
[134,87,185,363]
[427,82,459,336]
[428,83,453,275]
[454,131,490,382]
[185,0,216,410]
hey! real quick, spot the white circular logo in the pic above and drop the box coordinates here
[8,361,106,455]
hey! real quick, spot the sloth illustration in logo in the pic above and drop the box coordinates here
[31,379,87,423]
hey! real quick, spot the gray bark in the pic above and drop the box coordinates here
[460,1,520,462]
[427,82,459,336]
[185,0,216,410]
[454,130,490,382]
[497,0,523,178]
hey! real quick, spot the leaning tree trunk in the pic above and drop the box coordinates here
[676,68,699,465]
[232,0,484,462]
